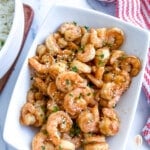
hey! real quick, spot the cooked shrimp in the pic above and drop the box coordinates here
[99,82,122,101]
[84,143,109,150]
[45,34,60,55]
[59,22,82,42]
[53,32,61,40]
[64,88,87,117]
[56,71,87,93]
[46,111,73,145]
[34,91,44,101]
[64,27,82,42]
[32,131,55,150]
[95,90,117,108]
[63,87,94,116]
[120,55,141,76]
[94,47,110,67]
[28,56,50,74]
[32,77,47,94]
[49,62,68,78]
[20,101,46,127]
[57,37,68,48]
[106,27,124,50]
[103,70,116,83]
[77,44,96,62]
[95,66,105,80]
[113,70,131,92]
[58,22,77,34]
[57,49,75,62]
[46,99,60,115]
[40,53,55,65]
[97,28,107,40]
[83,135,109,150]
[90,28,105,48]
[99,108,120,136]
[84,135,106,144]
[70,136,82,149]
[62,132,82,149]
[26,89,36,104]
[70,60,92,73]
[86,74,103,88]
[36,44,47,58]
[109,50,125,66]
[99,98,117,108]
[32,100,47,127]
[47,82,65,106]
[20,103,36,126]
[66,42,79,51]
[77,105,99,133]
[103,70,131,93]
[55,139,75,150]
[81,32,90,46]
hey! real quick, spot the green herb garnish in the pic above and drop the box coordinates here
[59,145,62,150]
[103,41,113,47]
[41,146,45,150]
[87,93,91,96]
[100,54,104,58]
[71,66,78,72]
[98,60,105,66]
[52,106,59,112]
[78,93,82,99]
[78,45,84,52]
[119,55,127,60]
[69,93,73,97]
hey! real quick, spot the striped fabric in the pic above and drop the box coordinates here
[116,0,150,29]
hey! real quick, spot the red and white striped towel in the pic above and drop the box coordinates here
[116,0,150,145]
[100,0,150,145]
[117,0,150,95]
[116,0,150,29]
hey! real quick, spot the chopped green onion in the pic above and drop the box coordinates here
[52,106,59,112]
[78,45,84,52]
[41,146,45,150]
[71,66,78,72]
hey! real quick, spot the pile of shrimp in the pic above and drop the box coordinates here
[19,22,141,150]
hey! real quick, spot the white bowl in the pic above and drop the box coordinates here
[0,0,24,78]
[3,4,149,150]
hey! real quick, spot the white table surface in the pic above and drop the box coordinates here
[0,0,150,149]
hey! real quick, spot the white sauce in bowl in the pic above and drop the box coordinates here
[0,0,15,50]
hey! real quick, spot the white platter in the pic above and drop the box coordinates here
[3,4,150,150]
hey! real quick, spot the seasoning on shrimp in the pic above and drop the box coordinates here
[19,22,142,150]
